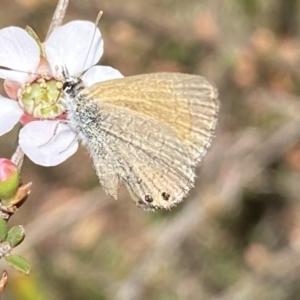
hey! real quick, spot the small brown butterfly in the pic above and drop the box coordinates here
[62,71,219,210]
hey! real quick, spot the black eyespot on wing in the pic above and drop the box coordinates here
[145,195,153,203]
[161,192,170,201]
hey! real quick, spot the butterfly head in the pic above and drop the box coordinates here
[61,66,84,98]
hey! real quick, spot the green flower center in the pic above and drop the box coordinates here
[18,77,66,119]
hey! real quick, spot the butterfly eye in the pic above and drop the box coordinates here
[62,81,75,95]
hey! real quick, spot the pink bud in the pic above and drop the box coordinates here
[0,159,20,201]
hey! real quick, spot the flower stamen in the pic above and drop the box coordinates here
[18,75,66,119]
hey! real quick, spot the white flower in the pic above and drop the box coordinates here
[0,21,123,166]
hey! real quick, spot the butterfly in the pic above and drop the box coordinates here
[62,70,219,210]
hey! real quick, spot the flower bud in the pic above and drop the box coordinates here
[0,159,20,202]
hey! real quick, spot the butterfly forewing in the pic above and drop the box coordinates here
[75,73,219,209]
[86,73,219,160]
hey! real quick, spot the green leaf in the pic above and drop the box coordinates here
[0,218,7,242]
[6,225,25,247]
[5,254,31,274]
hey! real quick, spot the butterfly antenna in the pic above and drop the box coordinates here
[0,66,39,77]
[61,65,69,79]
[80,10,104,76]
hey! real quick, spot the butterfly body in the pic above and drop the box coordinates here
[63,72,219,210]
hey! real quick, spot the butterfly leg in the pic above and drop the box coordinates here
[38,120,69,147]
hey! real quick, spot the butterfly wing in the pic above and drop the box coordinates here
[79,73,219,209]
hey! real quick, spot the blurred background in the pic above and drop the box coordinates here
[1,0,300,299]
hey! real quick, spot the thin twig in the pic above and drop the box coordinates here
[10,145,24,172]
[46,0,69,40]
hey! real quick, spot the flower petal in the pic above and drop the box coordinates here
[4,80,20,100]
[19,121,78,166]
[82,65,123,87]
[0,96,23,136]
[45,21,103,77]
[0,27,40,82]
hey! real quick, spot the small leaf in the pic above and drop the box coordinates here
[0,219,7,242]
[6,226,25,248]
[5,255,31,275]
